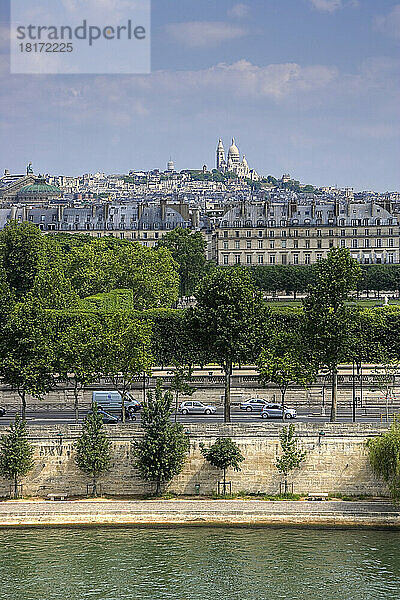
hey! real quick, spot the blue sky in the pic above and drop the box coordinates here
[0,0,399,190]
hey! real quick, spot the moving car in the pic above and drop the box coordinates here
[240,398,268,412]
[92,391,141,420]
[261,404,297,419]
[87,408,120,424]
[178,401,217,415]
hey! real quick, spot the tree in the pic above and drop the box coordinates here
[368,418,400,503]
[302,248,361,422]
[56,315,103,423]
[192,267,264,422]
[76,403,111,496]
[0,415,34,498]
[99,314,153,422]
[0,298,56,419]
[169,362,196,422]
[276,424,307,495]
[258,332,316,420]
[200,437,244,495]
[157,227,211,297]
[134,381,189,495]
[0,221,44,299]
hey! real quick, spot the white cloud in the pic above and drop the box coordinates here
[374,4,400,40]
[165,21,247,47]
[310,0,342,13]
[228,3,249,19]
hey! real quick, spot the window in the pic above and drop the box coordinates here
[316,253,322,261]
[329,240,334,248]
[293,240,298,249]
[235,240,240,249]
[317,230,322,237]
[364,239,370,248]
[341,239,346,247]
[329,229,334,236]
[388,253,394,264]
[223,241,228,249]
[142,232,148,239]
[305,230,310,237]
[281,240,286,248]
[281,230,287,237]
[377,228,381,236]
[352,239,358,248]
[389,239,394,247]
[341,230,346,237]
[154,232,159,239]
[246,240,252,249]
[223,231,228,238]
[246,230,251,238]
[223,255,228,265]
[246,255,252,264]
[305,240,310,249]
[235,231,240,238]
[376,239,382,248]
[293,230,298,237]
[389,228,393,235]
[269,255,275,264]
[281,254,287,265]
[234,255,241,264]
[258,231,263,238]
[317,240,322,249]
[270,241,275,249]
[269,230,275,238]
[293,254,299,265]
[305,254,311,265]
[257,255,264,264]
[352,229,357,236]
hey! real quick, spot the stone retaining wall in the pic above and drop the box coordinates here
[0,422,389,498]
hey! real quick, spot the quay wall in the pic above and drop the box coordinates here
[0,422,388,498]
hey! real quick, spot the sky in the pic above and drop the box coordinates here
[0,0,399,191]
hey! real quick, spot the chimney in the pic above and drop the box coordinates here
[334,198,339,217]
[311,198,316,218]
[161,198,166,221]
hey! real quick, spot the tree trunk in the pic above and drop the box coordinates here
[121,390,126,424]
[174,391,178,423]
[281,389,286,421]
[330,367,338,422]
[223,467,226,496]
[92,477,97,497]
[14,474,18,499]
[73,380,79,424]
[156,479,161,496]
[284,476,288,495]
[20,391,26,420]
[223,361,232,423]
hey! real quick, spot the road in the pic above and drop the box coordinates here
[0,405,394,426]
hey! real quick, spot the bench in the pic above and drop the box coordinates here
[47,493,68,501]
[307,492,329,501]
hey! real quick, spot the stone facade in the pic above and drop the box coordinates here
[0,423,388,498]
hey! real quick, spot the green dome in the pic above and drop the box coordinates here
[17,177,61,197]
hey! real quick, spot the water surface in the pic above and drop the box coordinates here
[1,527,399,600]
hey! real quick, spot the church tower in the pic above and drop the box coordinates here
[216,139,226,171]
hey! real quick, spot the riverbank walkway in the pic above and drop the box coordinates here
[0,500,399,528]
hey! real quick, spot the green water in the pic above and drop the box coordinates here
[0,527,399,600]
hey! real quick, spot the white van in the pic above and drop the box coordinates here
[92,391,141,419]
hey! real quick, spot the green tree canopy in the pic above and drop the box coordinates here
[157,227,211,297]
[0,415,34,497]
[302,248,361,421]
[134,381,189,495]
[368,418,400,503]
[191,267,264,422]
[76,403,111,496]
[200,437,244,495]
[276,424,307,494]
[0,221,44,299]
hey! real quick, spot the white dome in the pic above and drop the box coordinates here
[228,137,239,157]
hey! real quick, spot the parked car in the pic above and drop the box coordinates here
[178,401,217,415]
[261,404,297,419]
[0,407,5,417]
[92,391,141,420]
[87,408,119,424]
[240,398,269,412]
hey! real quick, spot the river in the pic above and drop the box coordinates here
[0,527,399,599]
